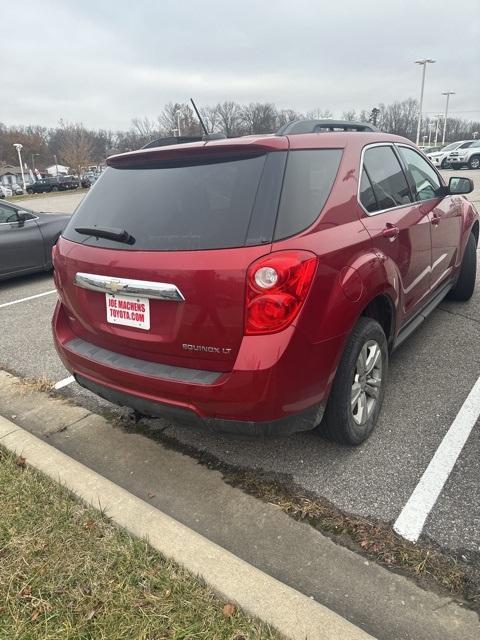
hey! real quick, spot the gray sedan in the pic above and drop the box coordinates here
[0,200,70,280]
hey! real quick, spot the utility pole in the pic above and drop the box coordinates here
[414,59,436,146]
[441,91,455,145]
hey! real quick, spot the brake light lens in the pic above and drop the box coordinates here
[245,251,317,335]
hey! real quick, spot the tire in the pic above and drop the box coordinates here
[51,186,58,192]
[321,317,388,446]
[446,233,477,301]
[441,158,449,169]
[27,188,33,194]
[468,155,480,170]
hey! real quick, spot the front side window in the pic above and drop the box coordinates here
[398,146,441,201]
[361,146,412,212]
[0,205,18,223]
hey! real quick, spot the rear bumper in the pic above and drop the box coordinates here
[53,301,345,437]
[75,373,324,437]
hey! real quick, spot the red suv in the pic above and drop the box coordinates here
[52,120,478,445]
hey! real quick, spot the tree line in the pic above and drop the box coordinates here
[1,98,479,173]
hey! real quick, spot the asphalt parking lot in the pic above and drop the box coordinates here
[1,170,479,562]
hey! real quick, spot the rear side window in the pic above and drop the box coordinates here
[274,149,342,240]
[361,146,412,213]
[63,154,278,251]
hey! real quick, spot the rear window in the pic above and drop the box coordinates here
[63,154,278,251]
[274,150,342,240]
[63,148,341,251]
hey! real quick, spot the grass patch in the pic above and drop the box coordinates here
[0,447,279,640]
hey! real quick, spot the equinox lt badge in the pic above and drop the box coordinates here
[182,344,232,355]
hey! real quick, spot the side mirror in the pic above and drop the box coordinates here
[16,211,29,226]
[448,177,474,195]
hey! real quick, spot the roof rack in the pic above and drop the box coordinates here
[276,119,378,135]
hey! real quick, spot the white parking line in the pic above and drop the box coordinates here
[54,376,75,390]
[394,375,480,542]
[0,289,57,309]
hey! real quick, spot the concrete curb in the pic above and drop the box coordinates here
[0,415,375,640]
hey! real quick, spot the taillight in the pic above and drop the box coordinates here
[245,250,317,335]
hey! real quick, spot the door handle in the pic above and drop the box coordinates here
[382,223,400,240]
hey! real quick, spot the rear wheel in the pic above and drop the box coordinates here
[321,317,388,445]
[26,188,33,194]
[446,233,477,301]
[468,155,480,170]
[51,186,58,192]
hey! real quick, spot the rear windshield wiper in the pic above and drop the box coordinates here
[75,226,135,245]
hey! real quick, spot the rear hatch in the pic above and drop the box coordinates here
[57,142,288,371]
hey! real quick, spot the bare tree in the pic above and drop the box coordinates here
[216,101,242,137]
[58,123,94,177]
[200,105,221,133]
[342,110,357,121]
[241,102,278,134]
[306,108,334,120]
[277,109,302,127]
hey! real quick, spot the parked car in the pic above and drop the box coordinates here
[52,120,478,445]
[0,200,70,280]
[10,183,24,195]
[427,140,474,169]
[26,176,79,194]
[0,185,13,198]
[447,140,480,170]
[421,145,442,155]
[81,172,100,188]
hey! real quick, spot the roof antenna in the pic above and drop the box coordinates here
[190,98,208,136]
[190,97,226,141]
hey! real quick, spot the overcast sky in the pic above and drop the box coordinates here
[2,0,479,130]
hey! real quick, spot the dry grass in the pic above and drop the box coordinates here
[15,375,55,394]
[232,471,479,606]
[0,447,280,640]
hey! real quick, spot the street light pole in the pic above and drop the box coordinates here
[434,115,442,146]
[415,59,436,146]
[441,91,455,145]
[13,144,26,191]
[31,153,40,172]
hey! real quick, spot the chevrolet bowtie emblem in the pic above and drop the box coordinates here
[105,281,122,293]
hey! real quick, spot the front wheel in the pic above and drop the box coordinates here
[51,186,58,192]
[26,188,33,194]
[446,233,477,301]
[468,155,480,170]
[321,317,388,446]
[441,158,450,169]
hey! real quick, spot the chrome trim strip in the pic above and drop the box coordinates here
[74,272,185,302]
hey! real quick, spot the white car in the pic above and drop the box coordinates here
[0,185,13,199]
[427,140,475,169]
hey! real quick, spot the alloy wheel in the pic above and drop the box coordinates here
[351,340,383,425]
